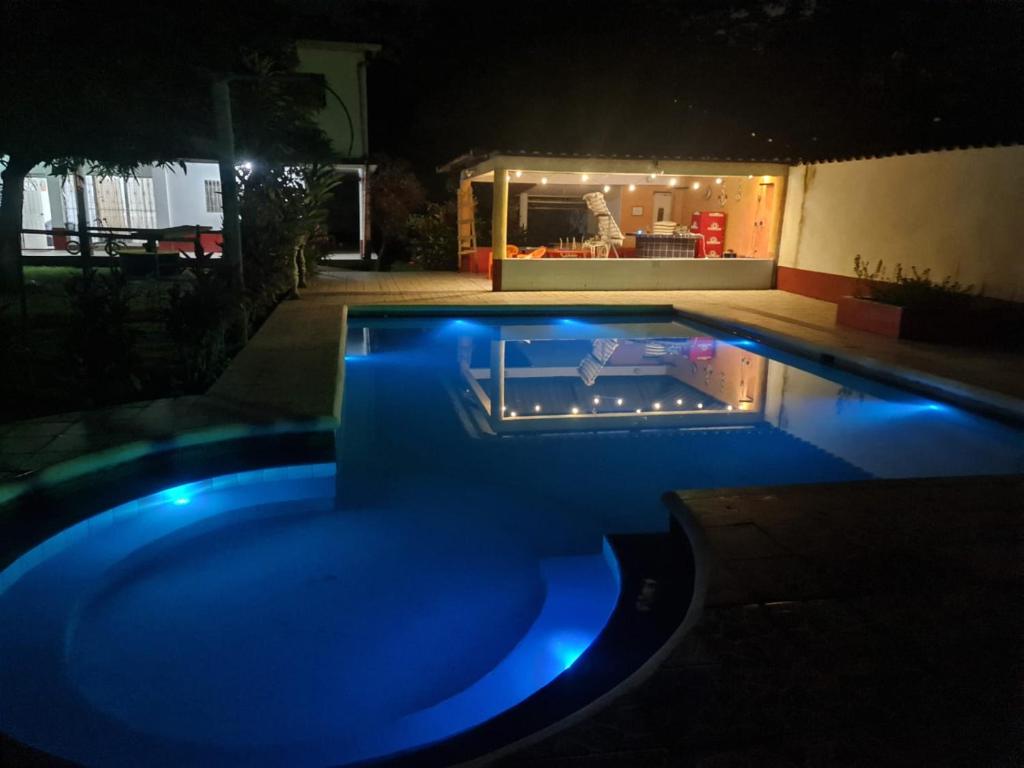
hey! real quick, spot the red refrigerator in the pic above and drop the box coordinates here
[689,211,727,258]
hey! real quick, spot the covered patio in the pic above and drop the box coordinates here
[441,152,789,291]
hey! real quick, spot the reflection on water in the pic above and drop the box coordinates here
[340,315,1024,541]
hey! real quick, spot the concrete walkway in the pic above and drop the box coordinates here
[308,269,1024,406]
[500,476,1024,767]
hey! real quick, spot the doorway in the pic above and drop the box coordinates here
[21,177,53,249]
[652,192,673,226]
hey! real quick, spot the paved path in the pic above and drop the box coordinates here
[500,477,1024,767]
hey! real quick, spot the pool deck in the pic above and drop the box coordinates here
[500,476,1024,767]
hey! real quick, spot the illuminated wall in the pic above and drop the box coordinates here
[778,146,1024,302]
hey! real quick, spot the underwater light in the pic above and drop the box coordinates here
[173,497,190,506]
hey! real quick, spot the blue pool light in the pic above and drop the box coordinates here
[550,632,590,671]
[172,497,190,506]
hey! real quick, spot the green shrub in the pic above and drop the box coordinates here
[64,268,139,403]
[853,255,974,310]
[165,271,232,391]
[407,203,458,271]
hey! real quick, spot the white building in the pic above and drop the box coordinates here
[17,40,378,258]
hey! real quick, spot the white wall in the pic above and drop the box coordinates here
[160,162,223,229]
[778,146,1024,301]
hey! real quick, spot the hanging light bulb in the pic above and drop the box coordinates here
[571,406,580,415]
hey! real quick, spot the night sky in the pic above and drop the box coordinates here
[294,0,1024,179]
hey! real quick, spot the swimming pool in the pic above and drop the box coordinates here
[1,311,1021,767]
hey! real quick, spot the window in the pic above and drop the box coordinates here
[205,179,223,213]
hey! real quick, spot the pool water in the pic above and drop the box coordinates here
[2,313,1022,767]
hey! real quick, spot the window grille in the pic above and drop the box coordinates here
[205,179,223,213]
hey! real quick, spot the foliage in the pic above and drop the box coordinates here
[407,203,458,270]
[369,158,426,265]
[64,269,139,404]
[852,255,974,309]
[165,270,233,391]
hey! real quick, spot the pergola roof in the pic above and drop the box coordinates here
[441,151,790,186]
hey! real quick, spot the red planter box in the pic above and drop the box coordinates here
[836,296,905,337]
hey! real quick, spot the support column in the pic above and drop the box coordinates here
[490,166,509,291]
[518,192,528,231]
[357,166,367,261]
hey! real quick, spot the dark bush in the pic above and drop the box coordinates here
[64,268,139,403]
[165,270,233,391]
[407,203,458,271]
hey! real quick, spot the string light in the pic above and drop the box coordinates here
[726,405,734,411]
[541,177,548,185]
[533,404,542,412]
[715,177,723,185]
[652,402,662,410]
[616,398,624,406]
[593,396,600,405]
[581,174,589,181]
[635,408,643,414]
[691,181,700,190]
[571,406,580,415]
[509,411,517,418]
[628,184,636,192]
[515,170,523,178]
[603,184,611,193]
[697,402,704,409]
[668,178,678,187]
[675,398,683,406]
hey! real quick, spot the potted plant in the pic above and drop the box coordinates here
[836,256,975,342]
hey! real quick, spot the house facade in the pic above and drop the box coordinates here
[15,40,379,258]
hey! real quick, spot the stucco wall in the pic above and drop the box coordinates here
[296,42,370,160]
[778,147,1024,302]
[160,162,223,229]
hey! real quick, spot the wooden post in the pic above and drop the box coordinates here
[73,169,92,273]
[491,166,509,290]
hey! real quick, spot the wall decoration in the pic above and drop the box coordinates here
[631,206,644,215]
